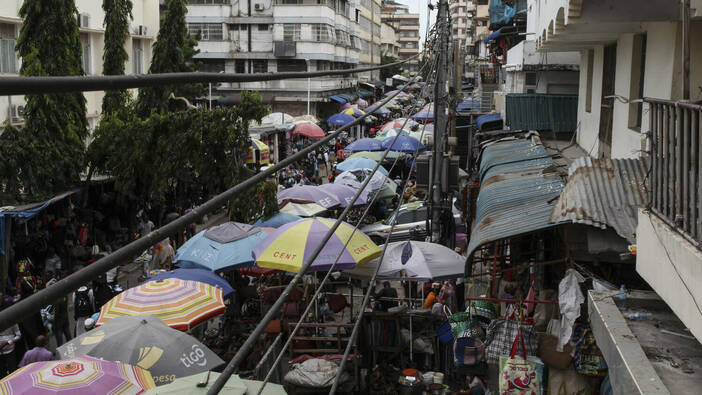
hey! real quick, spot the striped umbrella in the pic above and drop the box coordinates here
[253,218,382,272]
[0,355,155,394]
[96,279,225,331]
[246,138,270,165]
[279,202,327,217]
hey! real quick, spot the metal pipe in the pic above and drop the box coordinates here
[683,0,690,100]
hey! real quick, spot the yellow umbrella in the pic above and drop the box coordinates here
[247,138,270,165]
[279,202,327,217]
[292,114,319,124]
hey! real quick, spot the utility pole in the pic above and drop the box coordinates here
[450,41,461,142]
[430,0,448,243]
[371,0,375,81]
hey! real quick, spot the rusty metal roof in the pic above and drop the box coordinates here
[549,157,649,243]
[467,138,565,258]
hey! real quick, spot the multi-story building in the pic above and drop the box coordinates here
[381,0,419,73]
[380,21,399,58]
[0,0,159,132]
[186,0,361,116]
[357,0,382,81]
[449,0,475,51]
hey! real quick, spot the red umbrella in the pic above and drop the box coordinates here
[292,121,325,138]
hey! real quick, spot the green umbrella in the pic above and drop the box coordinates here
[144,371,286,395]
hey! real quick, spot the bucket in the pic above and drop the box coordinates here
[433,372,444,384]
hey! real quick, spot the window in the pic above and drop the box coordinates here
[235,59,246,73]
[585,49,594,113]
[258,24,269,31]
[239,24,248,31]
[312,24,332,42]
[132,39,143,74]
[199,60,225,72]
[283,24,300,41]
[628,33,646,130]
[252,59,267,73]
[0,24,18,74]
[277,59,307,72]
[525,72,537,86]
[80,34,91,75]
[187,23,223,40]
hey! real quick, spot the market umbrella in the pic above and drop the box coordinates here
[347,241,466,280]
[260,112,292,126]
[381,135,425,153]
[174,222,268,271]
[246,139,270,165]
[334,169,397,199]
[0,355,155,394]
[277,185,341,209]
[347,150,406,162]
[374,128,409,141]
[355,98,368,108]
[291,121,325,138]
[345,137,383,152]
[147,268,234,297]
[279,202,327,217]
[96,278,226,331]
[381,118,418,132]
[327,113,355,127]
[317,183,371,208]
[341,106,366,118]
[253,217,381,272]
[366,104,391,115]
[57,315,224,386]
[292,114,319,123]
[144,371,286,395]
[336,157,389,175]
[253,212,302,228]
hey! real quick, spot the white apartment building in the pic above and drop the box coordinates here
[186,0,362,116]
[381,0,419,73]
[357,0,382,81]
[449,0,475,50]
[380,21,399,58]
[0,0,159,132]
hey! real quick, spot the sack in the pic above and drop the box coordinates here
[538,334,573,369]
[445,306,484,339]
[484,319,538,364]
[498,327,543,394]
[454,337,485,366]
[265,319,282,334]
[573,327,608,377]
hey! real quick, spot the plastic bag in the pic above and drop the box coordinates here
[284,358,348,387]
[558,269,585,352]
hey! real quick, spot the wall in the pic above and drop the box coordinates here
[576,46,604,156]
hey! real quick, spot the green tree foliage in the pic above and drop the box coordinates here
[229,180,279,224]
[0,0,87,203]
[102,0,133,114]
[137,0,200,116]
[380,54,402,81]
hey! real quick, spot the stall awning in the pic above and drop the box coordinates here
[549,157,649,243]
[329,95,347,104]
[357,90,373,98]
[360,82,376,91]
[483,27,504,43]
[338,93,358,102]
[371,80,386,88]
[466,137,564,258]
[476,113,503,131]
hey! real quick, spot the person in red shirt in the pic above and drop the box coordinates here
[336,148,345,161]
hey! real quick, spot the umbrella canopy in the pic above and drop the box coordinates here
[96,279,226,331]
[326,113,355,127]
[144,371,286,395]
[57,316,223,386]
[147,268,233,297]
[347,241,466,280]
[334,168,397,199]
[277,185,341,209]
[317,183,371,208]
[253,218,381,272]
[292,114,318,123]
[355,98,368,108]
[336,157,388,175]
[340,106,366,118]
[381,118,418,132]
[374,128,409,141]
[253,212,302,228]
[291,121,325,138]
[174,222,268,271]
[367,104,391,115]
[345,137,383,152]
[279,202,327,217]
[246,139,270,165]
[347,150,406,162]
[0,355,155,394]
[260,112,292,126]
[381,135,425,153]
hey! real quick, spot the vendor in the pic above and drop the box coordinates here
[423,282,441,309]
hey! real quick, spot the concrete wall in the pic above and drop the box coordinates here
[637,209,702,343]
[576,46,604,157]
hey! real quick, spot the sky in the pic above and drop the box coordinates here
[394,0,438,50]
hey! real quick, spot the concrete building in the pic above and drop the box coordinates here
[380,21,399,58]
[530,0,702,358]
[381,0,419,73]
[357,0,382,81]
[0,0,160,132]
[449,0,475,50]
[186,0,362,116]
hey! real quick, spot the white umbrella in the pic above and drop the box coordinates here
[334,168,388,193]
[347,241,465,280]
[260,112,293,126]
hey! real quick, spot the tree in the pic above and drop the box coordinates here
[102,0,133,114]
[380,54,402,81]
[137,0,200,116]
[0,0,87,202]
[229,180,278,224]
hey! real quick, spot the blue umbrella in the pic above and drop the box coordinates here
[381,135,425,153]
[327,113,355,127]
[147,268,234,297]
[337,157,389,175]
[253,212,302,228]
[174,222,268,271]
[345,137,384,152]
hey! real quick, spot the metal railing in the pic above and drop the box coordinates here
[646,98,702,245]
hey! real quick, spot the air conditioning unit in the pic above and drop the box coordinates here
[78,13,90,29]
[254,3,264,11]
[138,25,148,36]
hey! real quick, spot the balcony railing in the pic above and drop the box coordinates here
[646,98,702,244]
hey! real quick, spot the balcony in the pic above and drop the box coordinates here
[225,77,358,92]
[274,41,296,57]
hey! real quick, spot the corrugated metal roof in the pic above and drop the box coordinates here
[549,157,649,243]
[467,138,565,257]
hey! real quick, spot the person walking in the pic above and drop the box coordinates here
[51,286,71,347]
[18,335,53,367]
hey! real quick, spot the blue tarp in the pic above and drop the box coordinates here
[330,95,347,104]
[483,27,504,43]
[457,99,480,112]
[489,0,518,27]
[476,113,503,130]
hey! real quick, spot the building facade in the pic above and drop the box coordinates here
[449,0,475,51]
[357,0,382,81]
[380,21,399,58]
[186,0,363,116]
[380,0,419,73]
[0,0,160,132]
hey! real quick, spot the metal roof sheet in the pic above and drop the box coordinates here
[548,157,649,243]
[467,138,565,257]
